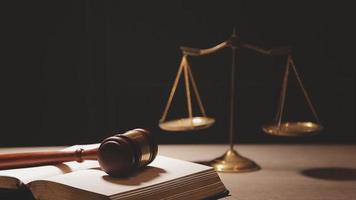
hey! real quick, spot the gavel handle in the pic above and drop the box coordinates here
[0,148,98,170]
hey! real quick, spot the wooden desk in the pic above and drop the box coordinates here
[1,144,356,200]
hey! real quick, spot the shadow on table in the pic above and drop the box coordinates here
[301,167,356,181]
[193,160,261,172]
[193,160,212,166]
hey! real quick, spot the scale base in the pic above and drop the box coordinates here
[209,149,260,173]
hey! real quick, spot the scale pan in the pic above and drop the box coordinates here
[262,121,323,136]
[159,117,215,132]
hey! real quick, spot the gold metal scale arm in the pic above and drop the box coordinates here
[263,54,323,136]
[159,40,233,131]
[159,55,214,131]
[180,41,229,56]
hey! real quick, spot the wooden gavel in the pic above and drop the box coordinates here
[0,129,158,177]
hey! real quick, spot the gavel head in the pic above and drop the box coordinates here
[97,129,158,177]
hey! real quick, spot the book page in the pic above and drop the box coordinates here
[0,144,100,188]
[31,156,213,197]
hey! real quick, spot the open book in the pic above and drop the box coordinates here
[0,144,228,200]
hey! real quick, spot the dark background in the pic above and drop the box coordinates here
[1,1,354,146]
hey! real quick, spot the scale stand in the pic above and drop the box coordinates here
[208,31,259,172]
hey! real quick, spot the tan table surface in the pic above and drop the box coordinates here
[1,144,356,200]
